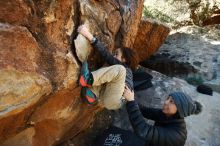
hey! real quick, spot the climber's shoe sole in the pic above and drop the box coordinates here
[81,87,98,105]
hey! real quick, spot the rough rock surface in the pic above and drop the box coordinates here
[133,18,170,62]
[63,68,220,146]
[74,0,148,68]
[0,0,170,146]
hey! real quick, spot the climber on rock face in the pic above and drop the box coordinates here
[77,25,138,110]
[123,87,203,146]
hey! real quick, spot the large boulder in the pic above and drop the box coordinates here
[0,0,89,145]
[0,23,52,142]
[0,22,81,146]
[0,0,171,145]
[74,0,145,68]
[133,18,170,62]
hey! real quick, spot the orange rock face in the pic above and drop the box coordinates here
[0,0,169,145]
[0,0,31,25]
[118,0,145,48]
[134,19,170,62]
[0,24,40,73]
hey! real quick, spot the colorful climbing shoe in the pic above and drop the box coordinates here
[79,61,93,87]
[81,87,98,105]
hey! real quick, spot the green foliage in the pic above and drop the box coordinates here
[168,0,218,26]
[143,6,176,23]
[185,75,204,85]
[144,0,220,26]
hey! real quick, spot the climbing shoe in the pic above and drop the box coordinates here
[79,61,93,87]
[81,87,98,105]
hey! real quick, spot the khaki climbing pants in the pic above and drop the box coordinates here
[90,65,126,110]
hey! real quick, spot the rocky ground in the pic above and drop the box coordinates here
[142,25,220,93]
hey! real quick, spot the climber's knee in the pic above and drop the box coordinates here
[115,65,126,78]
[103,99,121,110]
